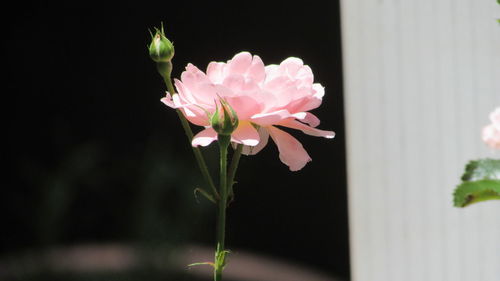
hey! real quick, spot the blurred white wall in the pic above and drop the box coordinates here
[340,0,500,280]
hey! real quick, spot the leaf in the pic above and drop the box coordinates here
[215,249,231,269]
[188,261,215,268]
[453,179,500,207]
[193,187,217,204]
[461,159,500,182]
[453,159,500,207]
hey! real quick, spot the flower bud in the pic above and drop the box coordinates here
[211,99,239,136]
[149,25,174,63]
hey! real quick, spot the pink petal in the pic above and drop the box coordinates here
[292,112,320,127]
[240,126,270,155]
[222,74,246,92]
[268,126,311,171]
[279,119,335,139]
[295,65,314,85]
[227,52,252,74]
[161,92,210,127]
[482,124,500,149]
[263,84,302,109]
[181,64,211,88]
[160,94,176,109]
[250,109,292,126]
[231,121,260,146]
[174,79,197,105]
[222,73,260,93]
[312,83,325,99]
[206,62,225,84]
[180,64,217,105]
[224,94,263,120]
[264,64,280,82]
[214,84,237,98]
[280,57,304,77]
[286,84,324,113]
[264,75,290,91]
[247,55,266,83]
[180,106,210,127]
[192,127,218,147]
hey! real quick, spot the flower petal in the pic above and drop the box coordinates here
[250,109,292,126]
[287,83,324,113]
[181,64,217,105]
[222,74,245,92]
[231,121,260,146]
[160,94,176,109]
[280,57,304,77]
[295,65,314,85]
[490,107,500,131]
[223,94,263,120]
[192,127,218,147]
[161,93,210,127]
[247,55,266,83]
[181,106,210,127]
[240,126,270,155]
[227,52,252,74]
[280,119,335,139]
[291,112,321,127]
[174,79,198,105]
[482,124,500,149]
[268,126,311,171]
[206,62,225,84]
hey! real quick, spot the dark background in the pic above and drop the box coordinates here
[2,1,348,280]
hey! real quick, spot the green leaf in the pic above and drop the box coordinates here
[453,179,500,207]
[215,249,231,269]
[461,159,500,182]
[193,187,217,204]
[453,159,500,207]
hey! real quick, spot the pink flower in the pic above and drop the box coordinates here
[161,52,335,171]
[482,107,500,149]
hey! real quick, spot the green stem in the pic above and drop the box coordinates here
[215,135,231,281]
[160,65,219,200]
[227,144,243,205]
[176,109,219,199]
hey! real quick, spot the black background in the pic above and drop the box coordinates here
[3,0,349,279]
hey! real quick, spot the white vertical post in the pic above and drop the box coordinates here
[340,0,500,280]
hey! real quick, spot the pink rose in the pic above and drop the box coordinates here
[161,52,334,171]
[482,107,500,149]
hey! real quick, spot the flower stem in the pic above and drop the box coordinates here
[215,135,231,281]
[227,144,243,204]
[161,66,219,200]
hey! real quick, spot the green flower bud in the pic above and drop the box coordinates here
[149,24,174,63]
[211,99,239,136]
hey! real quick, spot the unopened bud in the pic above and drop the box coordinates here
[149,24,174,63]
[211,99,239,136]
